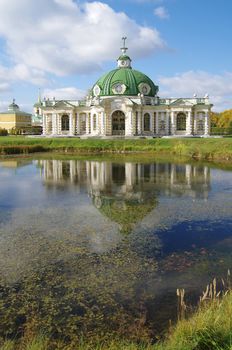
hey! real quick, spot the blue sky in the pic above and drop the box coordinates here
[0,0,232,112]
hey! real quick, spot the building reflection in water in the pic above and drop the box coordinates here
[39,160,210,233]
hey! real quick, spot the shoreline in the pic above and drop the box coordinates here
[1,136,232,163]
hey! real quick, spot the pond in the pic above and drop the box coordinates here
[0,156,232,344]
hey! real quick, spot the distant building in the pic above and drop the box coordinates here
[0,99,31,132]
[32,93,43,127]
[38,39,212,138]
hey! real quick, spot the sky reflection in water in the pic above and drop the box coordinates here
[0,158,232,338]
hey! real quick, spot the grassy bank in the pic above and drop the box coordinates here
[0,137,232,162]
[1,291,232,350]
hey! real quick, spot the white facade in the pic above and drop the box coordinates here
[37,96,212,138]
[36,42,212,138]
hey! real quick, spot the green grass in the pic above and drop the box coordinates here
[1,136,232,162]
[155,290,232,350]
[1,292,232,349]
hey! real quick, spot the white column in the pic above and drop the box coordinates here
[186,111,192,135]
[194,111,197,135]
[126,110,133,136]
[156,112,159,135]
[100,112,105,135]
[204,111,210,135]
[56,114,59,135]
[52,113,57,135]
[42,114,46,135]
[170,111,175,135]
[185,164,191,186]
[165,111,169,135]
[204,166,209,184]
[76,113,80,134]
[96,114,100,134]
[150,112,154,134]
[55,114,58,135]
[131,111,136,135]
[69,113,74,136]
[70,160,75,183]
[86,114,90,134]
[125,163,133,187]
[90,114,93,135]
[137,111,142,135]
[170,164,175,185]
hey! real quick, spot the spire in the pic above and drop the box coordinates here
[38,88,42,104]
[121,36,128,55]
[117,37,132,68]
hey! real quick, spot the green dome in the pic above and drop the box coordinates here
[8,99,19,111]
[92,67,159,97]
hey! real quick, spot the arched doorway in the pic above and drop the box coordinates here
[112,110,125,135]
[143,113,150,131]
[61,114,69,131]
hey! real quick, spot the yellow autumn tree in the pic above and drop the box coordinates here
[210,109,232,128]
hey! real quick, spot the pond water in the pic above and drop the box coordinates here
[0,157,232,343]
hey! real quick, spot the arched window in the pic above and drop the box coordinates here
[197,120,204,131]
[112,110,125,135]
[61,115,69,131]
[144,113,150,131]
[176,113,186,131]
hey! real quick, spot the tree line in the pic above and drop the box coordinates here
[210,109,232,135]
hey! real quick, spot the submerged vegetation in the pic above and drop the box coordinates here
[1,289,232,349]
[0,155,232,349]
[1,136,232,161]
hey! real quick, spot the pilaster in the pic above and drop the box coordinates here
[69,112,74,136]
[52,113,57,135]
[86,114,90,134]
[137,111,142,135]
[100,112,105,135]
[186,110,192,135]
[76,113,80,134]
[42,114,47,135]
[125,109,133,136]
[156,112,159,135]
[165,111,169,135]
[194,111,197,135]
[204,111,210,135]
[170,111,175,135]
[150,111,154,134]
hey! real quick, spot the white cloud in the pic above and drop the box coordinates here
[158,71,232,111]
[0,63,47,94]
[154,6,169,19]
[131,0,164,3]
[0,0,167,82]
[0,100,9,111]
[43,87,86,100]
[0,83,10,92]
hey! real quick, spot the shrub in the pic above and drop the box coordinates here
[0,128,8,136]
